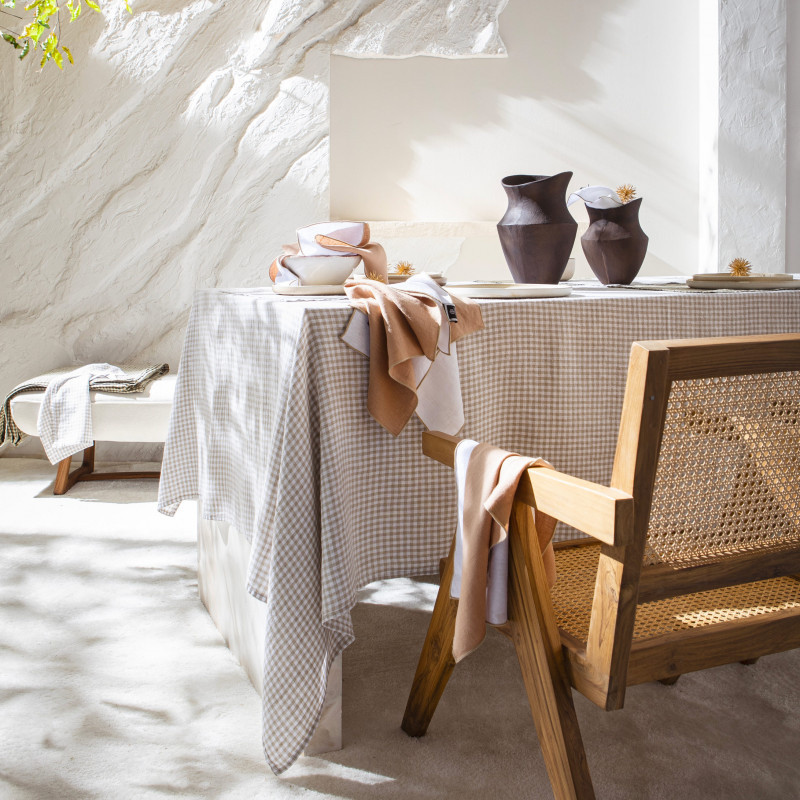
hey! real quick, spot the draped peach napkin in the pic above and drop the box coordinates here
[342,277,483,436]
[451,439,557,662]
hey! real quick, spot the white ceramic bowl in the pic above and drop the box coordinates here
[282,254,361,285]
[560,257,576,281]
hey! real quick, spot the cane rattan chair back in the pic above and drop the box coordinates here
[646,370,800,567]
[402,333,800,800]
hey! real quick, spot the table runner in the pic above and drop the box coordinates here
[157,284,800,773]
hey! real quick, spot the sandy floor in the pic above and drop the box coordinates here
[1,457,799,799]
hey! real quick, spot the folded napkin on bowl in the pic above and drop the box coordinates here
[450,439,557,662]
[341,274,483,436]
[269,221,388,285]
[297,221,369,256]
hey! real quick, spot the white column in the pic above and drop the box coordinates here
[698,1,720,274]
[699,0,787,273]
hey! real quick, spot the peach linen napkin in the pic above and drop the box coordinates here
[450,439,557,662]
[269,221,389,284]
[341,275,483,436]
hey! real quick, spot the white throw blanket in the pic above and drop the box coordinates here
[38,363,127,464]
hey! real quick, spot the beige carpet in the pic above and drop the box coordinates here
[1,457,799,799]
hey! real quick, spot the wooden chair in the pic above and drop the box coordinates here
[401,333,800,799]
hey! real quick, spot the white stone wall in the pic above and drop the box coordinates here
[332,0,702,280]
[716,0,787,273]
[788,0,800,272]
[0,0,505,458]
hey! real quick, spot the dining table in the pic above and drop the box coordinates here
[157,277,800,774]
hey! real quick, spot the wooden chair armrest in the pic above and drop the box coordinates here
[421,431,464,465]
[422,430,633,547]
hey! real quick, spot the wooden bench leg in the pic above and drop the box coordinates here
[507,500,596,800]
[401,538,458,737]
[53,443,160,494]
[54,445,96,495]
[658,675,680,686]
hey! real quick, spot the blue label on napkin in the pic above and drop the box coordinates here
[445,303,458,323]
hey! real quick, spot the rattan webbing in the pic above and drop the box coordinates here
[551,544,800,642]
[644,371,800,567]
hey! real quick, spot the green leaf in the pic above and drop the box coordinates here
[1,1,17,8]
[124,0,131,12]
[2,32,20,48]
[22,20,45,42]
[84,0,100,11]
[67,0,80,20]
[62,44,72,63]
[19,40,29,59]
[39,48,47,66]
[52,47,61,68]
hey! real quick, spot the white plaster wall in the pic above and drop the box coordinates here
[0,0,505,459]
[718,0,786,274]
[788,0,800,272]
[331,0,700,280]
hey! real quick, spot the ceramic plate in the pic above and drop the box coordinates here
[690,273,792,282]
[447,282,572,299]
[272,284,346,295]
[687,278,799,290]
[387,272,447,285]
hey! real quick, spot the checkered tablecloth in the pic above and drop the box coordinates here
[157,283,800,773]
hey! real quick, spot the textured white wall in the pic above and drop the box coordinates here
[788,0,800,272]
[0,0,505,458]
[331,0,700,279]
[717,0,786,273]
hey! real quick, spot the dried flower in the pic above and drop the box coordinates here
[615,184,637,204]
[393,261,415,276]
[728,257,752,277]
[364,270,387,283]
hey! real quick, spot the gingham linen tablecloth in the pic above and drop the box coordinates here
[157,284,800,774]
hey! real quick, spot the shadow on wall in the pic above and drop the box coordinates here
[330,0,700,276]
[0,0,334,427]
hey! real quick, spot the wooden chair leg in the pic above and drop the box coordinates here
[53,445,96,495]
[658,675,680,686]
[401,538,458,737]
[740,658,759,666]
[507,500,596,800]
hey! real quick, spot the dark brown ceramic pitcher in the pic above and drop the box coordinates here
[581,197,648,285]
[497,172,577,284]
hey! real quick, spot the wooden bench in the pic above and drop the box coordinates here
[10,374,176,494]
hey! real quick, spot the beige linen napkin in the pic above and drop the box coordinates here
[452,440,557,662]
[314,234,389,283]
[268,221,388,284]
[342,278,483,436]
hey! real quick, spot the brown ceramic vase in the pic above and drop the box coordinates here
[581,197,648,285]
[497,172,577,284]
